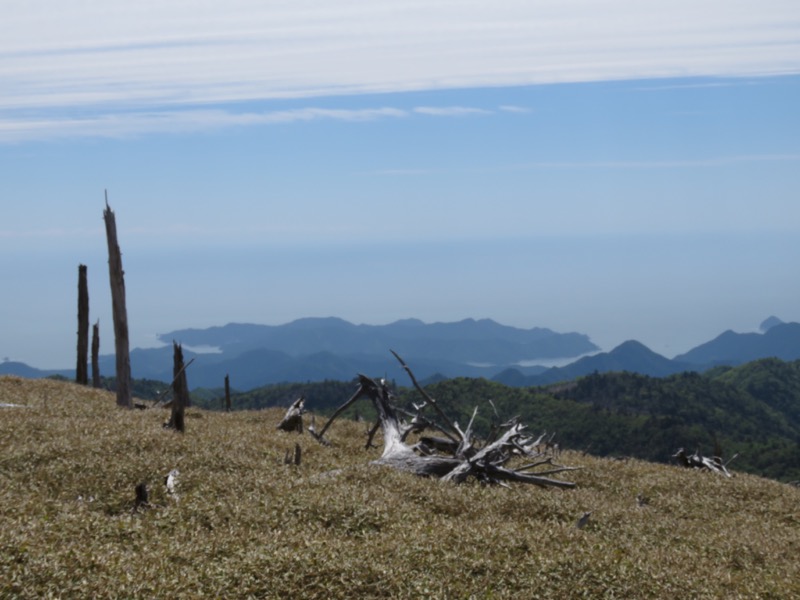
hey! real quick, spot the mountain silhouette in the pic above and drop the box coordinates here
[158,317,597,364]
[674,322,800,365]
[493,340,693,386]
[5,318,798,391]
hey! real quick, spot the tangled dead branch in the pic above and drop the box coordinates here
[311,352,578,488]
[672,447,735,477]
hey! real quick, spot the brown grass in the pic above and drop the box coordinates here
[1,376,798,599]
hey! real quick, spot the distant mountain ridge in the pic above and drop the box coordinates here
[4,318,799,391]
[493,340,695,387]
[493,322,800,387]
[0,361,70,380]
[674,322,800,365]
[158,317,597,364]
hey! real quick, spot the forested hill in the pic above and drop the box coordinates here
[194,358,800,482]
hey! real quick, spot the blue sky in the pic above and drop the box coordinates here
[2,1,800,368]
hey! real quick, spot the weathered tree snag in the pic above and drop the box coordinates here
[153,356,195,409]
[165,342,189,433]
[284,443,302,466]
[361,375,464,478]
[672,448,734,477]
[224,374,231,412]
[91,320,101,388]
[103,194,132,409]
[75,264,89,385]
[277,396,306,432]
[313,354,579,488]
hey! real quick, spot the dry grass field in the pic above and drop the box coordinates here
[1,376,799,599]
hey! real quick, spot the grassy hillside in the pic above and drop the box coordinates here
[2,376,799,598]
[212,360,800,482]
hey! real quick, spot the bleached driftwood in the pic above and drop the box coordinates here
[311,353,578,488]
[672,448,735,477]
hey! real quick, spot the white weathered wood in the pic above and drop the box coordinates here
[316,361,577,489]
[673,448,732,477]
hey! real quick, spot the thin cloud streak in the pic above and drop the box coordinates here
[0,106,411,143]
[511,154,800,170]
[0,104,508,142]
[413,106,491,117]
[499,105,531,113]
[1,0,798,143]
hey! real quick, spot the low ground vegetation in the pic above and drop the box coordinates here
[2,376,799,598]
[192,359,800,482]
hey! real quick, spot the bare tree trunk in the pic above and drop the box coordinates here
[75,264,89,385]
[224,374,231,412]
[91,320,101,388]
[103,194,132,409]
[167,342,188,433]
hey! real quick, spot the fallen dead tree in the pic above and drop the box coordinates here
[672,447,735,477]
[310,352,578,488]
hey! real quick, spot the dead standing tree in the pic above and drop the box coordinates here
[91,320,101,388]
[311,352,578,488]
[224,374,231,412]
[165,342,190,433]
[75,264,89,385]
[103,194,132,409]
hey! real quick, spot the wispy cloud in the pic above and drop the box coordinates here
[635,78,783,92]
[499,105,531,114]
[511,154,800,170]
[0,105,510,142]
[2,0,798,140]
[413,106,491,117]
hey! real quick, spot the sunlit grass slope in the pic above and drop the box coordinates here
[1,376,798,599]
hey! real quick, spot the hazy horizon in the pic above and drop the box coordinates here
[2,1,799,369]
[4,230,796,370]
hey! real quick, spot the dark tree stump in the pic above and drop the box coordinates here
[166,342,189,433]
[224,374,231,412]
[277,397,305,433]
[134,482,149,511]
